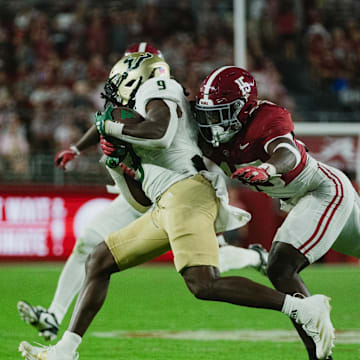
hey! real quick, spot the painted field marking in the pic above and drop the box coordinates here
[91,329,360,344]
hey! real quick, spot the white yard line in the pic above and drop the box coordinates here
[91,329,360,344]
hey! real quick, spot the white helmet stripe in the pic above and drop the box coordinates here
[138,42,147,52]
[203,66,234,101]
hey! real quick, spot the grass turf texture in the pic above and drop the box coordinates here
[1,263,359,359]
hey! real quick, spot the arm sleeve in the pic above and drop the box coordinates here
[260,107,294,148]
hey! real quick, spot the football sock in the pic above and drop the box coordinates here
[218,245,261,273]
[48,253,87,323]
[281,294,302,318]
[56,330,82,354]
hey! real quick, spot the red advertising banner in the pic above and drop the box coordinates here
[0,185,174,262]
[0,185,115,261]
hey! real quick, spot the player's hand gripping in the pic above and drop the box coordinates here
[95,105,114,136]
[231,163,277,185]
[100,136,128,158]
[100,136,136,177]
[100,136,117,156]
[54,146,80,171]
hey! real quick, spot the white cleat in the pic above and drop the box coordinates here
[218,245,240,273]
[248,243,268,275]
[218,244,269,274]
[291,295,335,359]
[18,341,78,360]
[17,301,59,341]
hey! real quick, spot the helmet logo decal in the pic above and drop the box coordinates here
[124,53,153,70]
[235,76,255,99]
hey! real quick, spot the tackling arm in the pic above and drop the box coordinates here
[232,136,300,184]
[265,137,300,174]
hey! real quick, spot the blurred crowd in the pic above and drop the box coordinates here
[0,0,359,179]
[248,0,360,101]
[305,12,360,92]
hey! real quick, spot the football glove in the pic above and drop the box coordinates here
[100,136,127,158]
[231,163,277,185]
[54,146,80,171]
[95,104,114,136]
[100,135,129,169]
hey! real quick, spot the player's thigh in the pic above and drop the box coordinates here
[73,195,145,256]
[274,183,354,264]
[157,174,220,272]
[105,211,170,271]
[333,195,360,258]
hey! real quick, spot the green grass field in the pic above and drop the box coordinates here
[1,263,359,359]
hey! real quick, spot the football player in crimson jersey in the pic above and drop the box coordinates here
[17,46,268,343]
[195,65,360,360]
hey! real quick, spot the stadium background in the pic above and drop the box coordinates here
[0,0,359,264]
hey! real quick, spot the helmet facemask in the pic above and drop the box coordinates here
[195,66,258,147]
[102,72,143,109]
[195,99,244,147]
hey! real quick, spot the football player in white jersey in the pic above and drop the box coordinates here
[17,44,268,342]
[19,53,335,360]
[194,66,360,359]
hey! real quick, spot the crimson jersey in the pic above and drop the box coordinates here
[200,101,308,195]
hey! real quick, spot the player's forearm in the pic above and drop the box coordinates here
[75,125,100,152]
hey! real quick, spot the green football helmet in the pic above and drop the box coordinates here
[102,52,170,108]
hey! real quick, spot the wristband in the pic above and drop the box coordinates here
[259,163,277,177]
[104,120,124,139]
[70,145,80,155]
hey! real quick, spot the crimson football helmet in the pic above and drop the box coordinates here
[195,66,257,147]
[124,42,164,59]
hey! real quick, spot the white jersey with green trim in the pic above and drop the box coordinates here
[132,77,201,202]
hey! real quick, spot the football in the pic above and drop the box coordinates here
[111,106,145,126]
[104,106,144,148]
